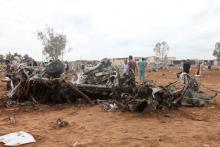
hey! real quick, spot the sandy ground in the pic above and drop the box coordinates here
[0,67,220,147]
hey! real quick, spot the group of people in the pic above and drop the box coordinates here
[122,57,210,88]
[122,55,147,84]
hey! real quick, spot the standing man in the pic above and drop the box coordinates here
[65,61,69,72]
[208,62,212,70]
[119,58,129,86]
[177,59,191,78]
[138,58,147,83]
[196,62,202,76]
[122,58,128,76]
[128,55,137,78]
[183,59,191,74]
[128,55,138,95]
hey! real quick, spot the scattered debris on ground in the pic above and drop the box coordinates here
[56,118,69,127]
[0,131,36,146]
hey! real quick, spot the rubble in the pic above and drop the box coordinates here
[0,59,217,113]
[97,99,118,112]
[110,73,216,112]
[2,60,93,105]
[72,58,119,87]
[9,116,16,124]
[56,118,69,127]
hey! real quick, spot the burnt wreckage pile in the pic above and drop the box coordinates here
[2,59,216,112]
[110,73,216,112]
[4,60,93,104]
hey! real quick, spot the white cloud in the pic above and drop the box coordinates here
[0,0,220,60]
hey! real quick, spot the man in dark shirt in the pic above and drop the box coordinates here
[128,56,137,74]
[183,59,191,74]
[176,60,191,78]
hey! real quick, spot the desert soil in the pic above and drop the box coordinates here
[0,67,220,147]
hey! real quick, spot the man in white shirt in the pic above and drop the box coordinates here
[122,59,128,76]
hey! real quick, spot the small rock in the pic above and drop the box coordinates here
[9,116,16,124]
[56,118,68,127]
[161,120,166,123]
[73,141,78,147]
[208,106,215,109]
[203,144,211,147]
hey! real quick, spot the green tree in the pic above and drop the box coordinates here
[213,42,220,61]
[37,26,67,60]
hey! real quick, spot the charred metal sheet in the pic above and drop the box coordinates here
[72,58,119,87]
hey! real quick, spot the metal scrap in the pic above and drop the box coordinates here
[72,58,119,87]
[3,61,93,105]
[108,72,217,112]
[1,59,217,113]
[56,118,69,127]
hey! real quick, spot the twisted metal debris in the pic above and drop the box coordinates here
[1,59,217,113]
[109,73,216,112]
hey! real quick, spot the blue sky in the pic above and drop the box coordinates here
[0,0,220,60]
